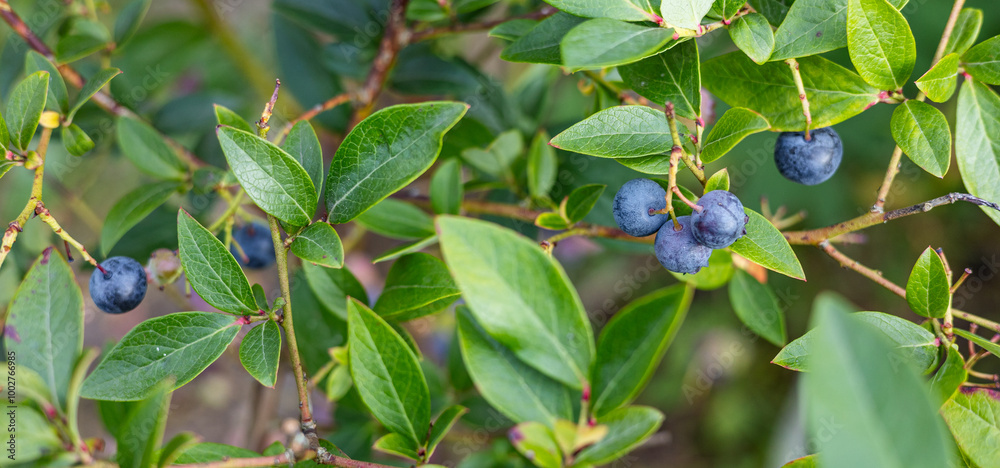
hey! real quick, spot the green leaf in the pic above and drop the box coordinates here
[438,216,594,388]
[528,131,557,200]
[942,389,1000,467]
[953,328,1000,359]
[80,312,240,400]
[561,184,605,223]
[456,307,575,427]
[282,120,325,197]
[156,432,199,468]
[705,169,731,192]
[929,344,967,407]
[427,406,468,459]
[804,306,954,468]
[620,40,701,120]
[942,8,983,57]
[749,0,794,26]
[847,0,916,90]
[324,364,353,402]
[509,422,562,468]
[218,126,317,226]
[770,0,904,61]
[68,68,121,122]
[962,35,1000,85]
[5,405,62,464]
[561,19,677,69]
[348,298,430,446]
[536,212,571,230]
[373,235,439,264]
[660,0,715,29]
[729,13,775,64]
[591,286,692,417]
[61,123,95,156]
[24,51,68,114]
[116,380,172,468]
[101,181,181,256]
[0,161,14,180]
[355,198,435,240]
[290,222,344,268]
[782,455,819,467]
[177,209,257,314]
[116,116,186,180]
[6,71,48,151]
[712,0,745,19]
[905,246,952,318]
[669,248,734,290]
[489,19,539,41]
[431,159,463,215]
[702,53,879,131]
[501,13,587,65]
[374,253,460,322]
[956,80,1000,227]
[730,208,804,280]
[890,100,952,178]
[728,269,787,346]
[56,18,110,63]
[574,406,665,466]
[461,129,523,177]
[252,284,268,311]
[0,108,9,153]
[7,249,83,411]
[551,106,672,158]
[774,310,939,373]
[374,433,420,460]
[326,102,468,223]
[701,108,770,163]
[544,0,659,22]
[113,0,152,48]
[302,262,368,320]
[173,444,259,464]
[214,104,254,133]
[915,53,959,103]
[239,320,281,388]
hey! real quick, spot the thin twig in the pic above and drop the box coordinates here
[785,58,812,140]
[819,241,906,297]
[276,93,352,144]
[353,0,412,124]
[170,452,292,468]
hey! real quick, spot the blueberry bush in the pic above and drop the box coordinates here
[0,0,999,467]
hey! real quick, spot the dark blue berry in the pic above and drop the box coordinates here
[691,190,748,249]
[89,256,147,314]
[654,216,712,275]
[231,222,275,269]
[612,178,669,237]
[774,127,843,185]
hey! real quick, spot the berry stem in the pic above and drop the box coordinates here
[784,58,812,140]
[665,103,706,185]
[671,186,702,212]
[35,205,104,273]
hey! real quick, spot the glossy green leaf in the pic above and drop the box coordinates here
[929,344,967,407]
[660,0,714,29]
[6,71,48,151]
[561,184,605,223]
[942,389,1000,467]
[544,0,659,22]
[214,104,253,133]
[373,235,439,264]
[729,269,787,346]
[218,126,317,226]
[302,262,368,320]
[905,246,952,318]
[24,51,67,113]
[729,13,774,64]
[438,216,594,388]
[427,405,469,459]
[61,123,95,156]
[348,298,430,446]
[113,0,152,48]
[116,380,171,468]
[953,328,1000,359]
[561,19,677,69]
[701,107,770,163]
[847,0,916,90]
[282,120,324,197]
[68,68,121,122]
[290,222,344,268]
[730,209,804,280]
[374,433,420,460]
[942,8,982,57]
[7,249,83,411]
[620,40,701,120]
[956,80,1000,227]
[239,320,281,388]
[528,131,557,200]
[574,406,665,466]
[117,116,186,180]
[891,101,952,178]
[805,307,954,468]
[173,444,259,464]
[510,422,562,468]
[374,253,460,322]
[551,106,672,158]
[326,102,468,223]
[501,13,587,65]
[80,312,240,400]
[962,35,1000,85]
[177,209,257,314]
[456,307,575,427]
[356,198,435,240]
[101,181,181,256]
[915,53,959,103]
[770,0,906,61]
[669,248,734,290]
[536,212,571,230]
[431,159,463,215]
[591,286,692,417]
[703,53,879,131]
[705,169,731,192]
[461,129,522,177]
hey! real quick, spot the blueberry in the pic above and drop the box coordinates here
[774,127,843,185]
[654,216,713,275]
[691,190,748,249]
[231,222,275,269]
[89,256,147,314]
[612,178,669,237]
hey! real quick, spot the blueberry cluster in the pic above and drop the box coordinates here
[774,127,843,185]
[613,179,748,275]
[89,256,147,314]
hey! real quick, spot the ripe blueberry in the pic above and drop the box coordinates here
[231,222,275,269]
[89,256,148,314]
[654,216,712,275]
[691,190,748,249]
[612,178,669,237]
[774,127,843,185]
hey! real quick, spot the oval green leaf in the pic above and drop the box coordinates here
[374,253,460,322]
[956,80,1000,227]
[729,13,775,64]
[281,120,325,197]
[915,53,959,103]
[620,40,701,120]
[847,0,916,90]
[962,35,1000,85]
[101,181,181,256]
[7,71,49,151]
[561,19,678,69]
[905,246,952,318]
[116,116,186,180]
[290,222,344,268]
[731,208,805,280]
[239,320,281,388]
[551,106,672,158]
[891,100,952,178]
[177,209,257,314]
[729,269,787,346]
[701,107,770,163]
[355,198,435,240]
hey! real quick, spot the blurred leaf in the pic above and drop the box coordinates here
[431,159,464,215]
[551,106,671,158]
[701,108,770,163]
[847,0,915,90]
[461,129,523,177]
[290,222,344,268]
[6,71,48,151]
[427,405,468,459]
[214,104,254,133]
[712,0,745,19]
[325,364,353,402]
[660,0,714,29]
[326,102,468,223]
[941,389,1000,467]
[528,131,557,200]
[942,8,983,57]
[905,247,952,318]
[510,422,561,468]
[574,406,664,466]
[501,13,587,65]
[61,123,95,156]
[177,210,257,314]
[239,321,281,388]
[68,68,121,123]
[781,455,818,467]
[117,116,186,180]
[101,181,181,256]
[272,13,349,130]
[374,253,460,322]
[356,199,435,240]
[730,209,804,280]
[544,0,658,21]
[173,444,259,464]
[113,0,153,49]
[670,249,734,290]
[591,286,692,417]
[962,35,1000,85]
[157,432,199,468]
[929,344,967,407]
[490,19,539,41]
[374,433,420,460]
[729,269,787,346]
[302,262,368,321]
[24,51,67,113]
[56,19,110,63]
[282,120,325,197]
[116,380,172,468]
[561,19,677,69]
[749,0,794,25]
[561,184,605,223]
[292,269,349,373]
[956,80,1000,227]
[729,13,775,64]
[373,235,439,264]
[620,41,700,119]
[80,312,240,400]
[953,328,1000,358]
[5,405,62,465]
[272,0,377,40]
[915,54,959,103]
